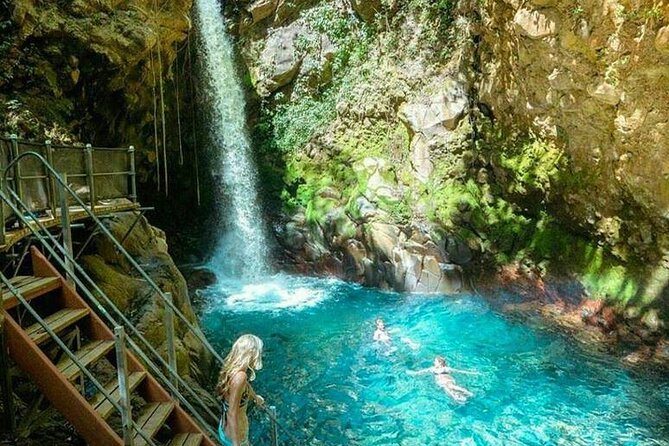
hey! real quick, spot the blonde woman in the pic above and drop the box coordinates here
[217,334,265,446]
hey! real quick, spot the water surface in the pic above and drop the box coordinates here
[202,275,669,445]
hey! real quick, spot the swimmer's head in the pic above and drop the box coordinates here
[434,356,447,368]
[375,318,385,330]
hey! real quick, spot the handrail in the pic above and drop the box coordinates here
[2,151,303,445]
[0,272,159,446]
[0,135,129,152]
[0,189,221,442]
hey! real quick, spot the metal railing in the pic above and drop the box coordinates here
[1,151,300,445]
[0,183,222,442]
[0,134,137,245]
[0,272,158,446]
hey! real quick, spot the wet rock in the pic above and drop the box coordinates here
[513,8,560,39]
[409,135,434,182]
[356,197,378,221]
[445,236,473,265]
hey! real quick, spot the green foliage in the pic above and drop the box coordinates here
[271,92,337,154]
[497,138,565,195]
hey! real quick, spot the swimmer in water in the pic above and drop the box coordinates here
[408,355,476,402]
[373,318,420,350]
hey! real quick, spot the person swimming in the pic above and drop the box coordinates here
[373,318,420,350]
[373,318,392,345]
[408,355,476,403]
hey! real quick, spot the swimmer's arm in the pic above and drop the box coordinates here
[445,367,480,375]
[406,367,433,376]
[400,337,420,350]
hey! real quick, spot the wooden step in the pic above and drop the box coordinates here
[133,402,175,446]
[25,308,90,345]
[90,371,147,419]
[56,340,115,381]
[2,276,60,309]
[167,433,204,446]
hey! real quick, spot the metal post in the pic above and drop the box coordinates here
[0,313,16,433]
[45,140,58,217]
[9,134,23,212]
[57,173,75,285]
[128,146,137,203]
[0,174,5,246]
[114,326,134,446]
[163,292,177,392]
[269,405,279,446]
[85,144,95,211]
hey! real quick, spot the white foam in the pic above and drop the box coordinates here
[208,274,337,312]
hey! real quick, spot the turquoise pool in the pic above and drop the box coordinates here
[201,275,669,445]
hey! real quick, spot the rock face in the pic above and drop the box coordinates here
[478,0,669,264]
[234,0,669,333]
[82,212,211,381]
[0,0,191,152]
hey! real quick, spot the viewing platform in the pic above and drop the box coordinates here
[0,135,139,251]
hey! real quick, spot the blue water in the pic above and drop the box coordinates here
[201,275,669,446]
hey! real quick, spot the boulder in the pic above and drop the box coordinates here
[513,8,560,39]
[399,79,468,138]
[587,82,622,106]
[367,222,400,261]
[82,212,208,379]
[246,0,278,24]
[257,25,303,94]
[655,26,669,54]
[351,0,383,22]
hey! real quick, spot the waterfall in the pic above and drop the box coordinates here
[195,0,270,278]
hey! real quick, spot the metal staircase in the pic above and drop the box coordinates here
[2,248,211,445]
[0,149,301,445]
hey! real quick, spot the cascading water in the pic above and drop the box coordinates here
[195,0,270,279]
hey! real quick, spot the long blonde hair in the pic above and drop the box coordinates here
[216,334,264,398]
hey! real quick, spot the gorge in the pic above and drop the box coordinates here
[1,0,669,444]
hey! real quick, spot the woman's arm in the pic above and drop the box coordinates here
[406,367,433,376]
[246,383,265,407]
[445,367,480,375]
[226,371,248,446]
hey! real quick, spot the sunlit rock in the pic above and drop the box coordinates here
[513,8,560,39]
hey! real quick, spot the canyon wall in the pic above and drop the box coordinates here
[231,0,669,335]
